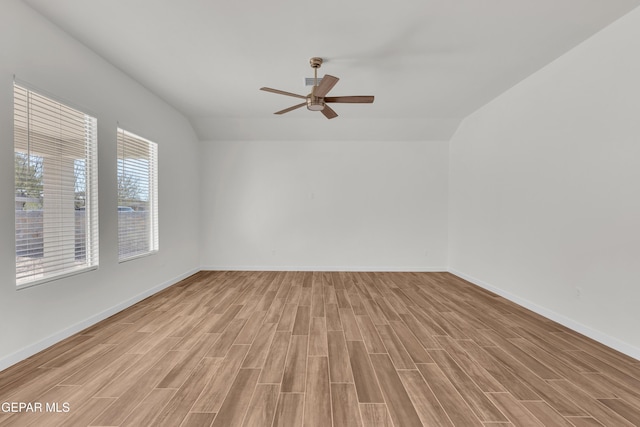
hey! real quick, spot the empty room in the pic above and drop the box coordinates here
[1,0,640,426]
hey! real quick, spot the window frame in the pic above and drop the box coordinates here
[116,127,159,262]
[14,83,99,289]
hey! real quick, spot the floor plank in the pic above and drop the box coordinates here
[309,317,329,357]
[151,357,223,427]
[241,383,279,426]
[181,412,217,427]
[360,403,392,427]
[259,331,291,384]
[211,368,260,427]
[292,305,311,336]
[597,398,640,425]
[355,314,387,354]
[369,353,423,427]
[120,388,177,427]
[332,383,364,427]
[272,393,304,427]
[90,350,186,424]
[304,356,332,427]
[339,307,363,341]
[520,401,576,427]
[429,349,507,422]
[242,323,277,368]
[281,335,308,393]
[398,369,453,426]
[346,340,385,404]
[327,330,354,383]
[417,363,483,426]
[375,324,415,369]
[487,392,544,426]
[191,344,250,413]
[2,271,639,427]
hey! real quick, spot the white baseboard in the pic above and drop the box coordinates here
[449,269,640,361]
[201,265,448,272]
[0,268,200,372]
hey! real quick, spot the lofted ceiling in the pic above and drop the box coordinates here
[23,0,640,141]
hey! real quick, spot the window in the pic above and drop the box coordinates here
[117,128,158,261]
[14,84,99,287]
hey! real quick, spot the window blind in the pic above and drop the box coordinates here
[117,128,159,261]
[14,84,99,287]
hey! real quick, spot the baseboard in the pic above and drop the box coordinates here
[0,267,200,372]
[201,265,448,272]
[449,269,640,361]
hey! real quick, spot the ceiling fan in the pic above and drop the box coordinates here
[260,57,374,119]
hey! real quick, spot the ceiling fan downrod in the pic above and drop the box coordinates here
[308,57,324,111]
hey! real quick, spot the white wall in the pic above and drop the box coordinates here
[449,8,640,357]
[200,140,448,271]
[0,0,201,370]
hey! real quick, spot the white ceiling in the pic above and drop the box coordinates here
[23,0,640,141]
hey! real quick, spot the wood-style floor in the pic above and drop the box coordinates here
[1,271,640,426]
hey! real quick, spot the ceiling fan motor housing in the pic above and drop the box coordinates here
[307,96,325,111]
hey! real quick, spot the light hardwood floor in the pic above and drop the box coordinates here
[1,271,639,426]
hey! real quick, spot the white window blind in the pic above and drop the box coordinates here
[117,128,159,261]
[14,84,99,288]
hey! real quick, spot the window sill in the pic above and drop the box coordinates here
[16,265,99,291]
[118,250,158,264]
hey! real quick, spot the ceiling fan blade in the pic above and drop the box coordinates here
[325,96,374,103]
[321,105,338,119]
[314,75,339,97]
[274,102,306,115]
[260,87,307,99]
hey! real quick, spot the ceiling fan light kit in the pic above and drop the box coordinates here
[260,57,374,119]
